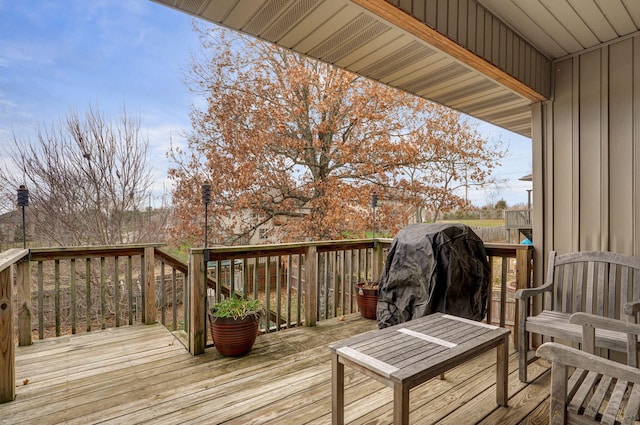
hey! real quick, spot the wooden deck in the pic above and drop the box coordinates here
[2,315,552,424]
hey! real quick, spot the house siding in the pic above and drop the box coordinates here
[534,34,640,260]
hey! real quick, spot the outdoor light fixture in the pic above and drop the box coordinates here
[201,183,211,248]
[16,185,29,248]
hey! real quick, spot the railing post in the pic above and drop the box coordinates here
[17,258,31,346]
[188,250,206,355]
[305,245,317,327]
[372,241,384,283]
[0,264,15,403]
[144,247,156,325]
[514,246,533,347]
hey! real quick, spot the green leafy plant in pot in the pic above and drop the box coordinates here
[208,295,263,357]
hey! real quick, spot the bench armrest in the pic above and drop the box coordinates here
[537,342,640,383]
[623,299,640,318]
[569,312,640,336]
[570,312,640,366]
[515,280,553,301]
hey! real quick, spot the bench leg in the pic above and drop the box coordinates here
[332,353,344,425]
[519,324,529,382]
[497,335,509,406]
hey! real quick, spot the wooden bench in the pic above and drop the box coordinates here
[537,312,640,424]
[516,251,640,382]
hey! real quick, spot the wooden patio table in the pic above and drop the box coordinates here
[329,312,510,424]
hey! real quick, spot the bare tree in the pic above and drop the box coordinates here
[0,105,167,246]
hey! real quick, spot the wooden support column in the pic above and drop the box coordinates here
[0,264,14,403]
[372,241,384,283]
[189,250,206,355]
[514,246,533,347]
[17,258,31,346]
[144,247,156,325]
[305,245,317,327]
[0,249,27,403]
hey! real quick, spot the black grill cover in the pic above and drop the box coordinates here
[376,223,490,329]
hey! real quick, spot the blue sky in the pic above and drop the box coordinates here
[0,0,532,208]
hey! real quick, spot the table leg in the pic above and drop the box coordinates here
[332,352,344,425]
[393,382,409,425]
[496,334,509,406]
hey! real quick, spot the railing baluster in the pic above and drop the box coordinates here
[286,255,292,328]
[331,251,340,317]
[486,255,494,325]
[265,256,271,331]
[340,251,346,316]
[38,261,44,339]
[54,260,60,337]
[500,257,508,328]
[305,245,317,327]
[276,256,282,331]
[17,258,31,346]
[127,256,133,326]
[296,254,302,325]
[172,268,178,331]
[243,258,249,296]
[100,257,106,330]
[230,257,235,295]
[215,260,221,304]
[144,246,155,325]
[85,258,91,332]
[114,256,120,328]
[160,262,166,327]
[71,259,76,334]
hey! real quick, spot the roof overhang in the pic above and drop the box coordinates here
[153,0,547,137]
[151,0,640,138]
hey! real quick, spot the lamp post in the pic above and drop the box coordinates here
[201,184,211,248]
[16,185,29,248]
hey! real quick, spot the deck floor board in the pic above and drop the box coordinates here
[1,314,551,425]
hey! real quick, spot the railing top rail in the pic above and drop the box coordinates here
[28,243,165,261]
[0,248,29,272]
[192,238,394,260]
[154,248,188,274]
[485,243,533,257]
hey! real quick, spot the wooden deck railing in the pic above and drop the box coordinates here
[4,244,188,346]
[187,239,391,355]
[1,240,533,402]
[186,240,533,355]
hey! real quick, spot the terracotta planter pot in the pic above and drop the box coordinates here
[208,313,260,357]
[355,282,378,320]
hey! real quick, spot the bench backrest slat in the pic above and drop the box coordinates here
[547,251,640,319]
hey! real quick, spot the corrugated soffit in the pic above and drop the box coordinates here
[154,0,545,137]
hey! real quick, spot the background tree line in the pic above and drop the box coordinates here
[1,24,504,249]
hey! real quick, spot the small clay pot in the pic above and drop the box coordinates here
[355,282,379,320]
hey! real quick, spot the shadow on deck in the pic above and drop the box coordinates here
[2,315,551,424]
